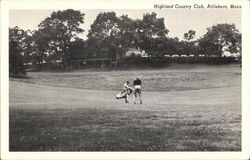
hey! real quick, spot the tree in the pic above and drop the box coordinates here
[9,27,27,75]
[88,12,119,39]
[31,30,49,67]
[87,12,169,61]
[69,38,86,59]
[87,12,139,61]
[87,12,120,61]
[184,30,196,41]
[198,24,241,57]
[140,12,169,38]
[117,15,140,49]
[137,12,169,57]
[38,9,85,70]
[162,37,179,56]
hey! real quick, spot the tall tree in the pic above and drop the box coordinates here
[87,12,169,61]
[87,12,122,61]
[38,9,85,70]
[138,12,169,57]
[140,12,168,38]
[182,30,198,56]
[198,24,241,57]
[117,15,140,49]
[31,30,50,66]
[87,12,119,39]
[9,27,27,74]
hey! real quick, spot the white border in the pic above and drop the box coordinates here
[1,0,249,160]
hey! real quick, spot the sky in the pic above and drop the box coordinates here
[9,9,241,40]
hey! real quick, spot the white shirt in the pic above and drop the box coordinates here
[123,83,129,90]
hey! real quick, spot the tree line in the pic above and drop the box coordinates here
[9,9,241,74]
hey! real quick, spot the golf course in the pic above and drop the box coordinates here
[9,64,241,151]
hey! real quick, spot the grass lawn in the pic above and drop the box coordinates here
[11,64,241,91]
[9,64,241,151]
[10,107,241,151]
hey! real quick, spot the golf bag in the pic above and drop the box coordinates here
[116,88,134,99]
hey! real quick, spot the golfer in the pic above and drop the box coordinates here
[123,81,131,103]
[133,78,142,104]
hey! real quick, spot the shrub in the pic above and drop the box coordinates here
[120,56,238,68]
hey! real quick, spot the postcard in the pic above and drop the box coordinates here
[1,0,249,159]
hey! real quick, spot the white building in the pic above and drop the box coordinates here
[125,48,148,57]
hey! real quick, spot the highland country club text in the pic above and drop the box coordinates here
[154,4,242,9]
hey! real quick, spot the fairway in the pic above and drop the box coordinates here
[9,65,241,151]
